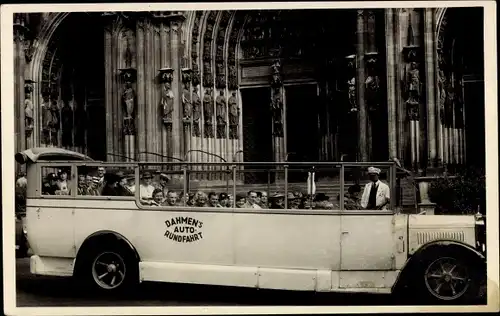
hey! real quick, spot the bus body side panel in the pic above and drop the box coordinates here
[233,212,341,270]
[26,200,75,258]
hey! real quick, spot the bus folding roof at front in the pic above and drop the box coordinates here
[15,147,94,165]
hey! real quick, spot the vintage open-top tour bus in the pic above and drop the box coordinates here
[15,147,486,304]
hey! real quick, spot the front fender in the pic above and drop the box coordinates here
[392,239,485,292]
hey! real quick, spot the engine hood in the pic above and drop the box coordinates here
[407,214,476,255]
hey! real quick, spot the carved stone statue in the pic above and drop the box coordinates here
[270,59,282,87]
[161,82,175,127]
[122,82,136,135]
[24,86,34,135]
[216,91,227,138]
[365,74,380,112]
[203,88,214,138]
[182,86,192,122]
[347,77,357,112]
[42,96,60,146]
[192,86,202,137]
[407,62,421,98]
[228,91,239,139]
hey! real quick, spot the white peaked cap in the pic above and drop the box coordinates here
[367,167,381,174]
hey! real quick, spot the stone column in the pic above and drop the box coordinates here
[24,80,35,149]
[14,14,27,158]
[355,10,368,161]
[424,8,438,168]
[181,68,193,156]
[136,19,147,159]
[385,9,398,159]
[170,17,184,160]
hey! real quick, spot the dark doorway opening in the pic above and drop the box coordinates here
[286,84,319,182]
[241,87,273,184]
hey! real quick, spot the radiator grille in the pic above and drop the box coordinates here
[416,231,465,244]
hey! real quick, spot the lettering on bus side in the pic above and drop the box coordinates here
[164,216,203,243]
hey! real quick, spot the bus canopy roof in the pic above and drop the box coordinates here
[15,147,94,164]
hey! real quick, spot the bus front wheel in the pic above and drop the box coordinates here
[76,243,139,295]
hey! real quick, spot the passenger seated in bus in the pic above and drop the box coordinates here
[360,167,390,210]
[56,168,71,195]
[192,191,208,207]
[125,175,136,194]
[226,194,234,208]
[101,173,133,197]
[219,192,230,207]
[245,191,262,209]
[235,194,247,208]
[207,192,222,207]
[165,191,179,207]
[97,167,106,184]
[90,176,102,195]
[149,189,164,206]
[77,173,90,195]
[302,194,314,209]
[139,171,156,202]
[268,193,285,209]
[158,173,170,195]
[259,191,269,208]
[42,173,59,195]
[344,184,362,210]
[314,193,334,209]
[287,193,301,209]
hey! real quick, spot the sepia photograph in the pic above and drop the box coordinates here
[1,1,498,315]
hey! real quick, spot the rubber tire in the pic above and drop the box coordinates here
[75,242,139,297]
[411,248,484,305]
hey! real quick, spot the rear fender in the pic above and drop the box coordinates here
[73,230,140,276]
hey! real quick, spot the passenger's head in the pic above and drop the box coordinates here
[348,184,362,198]
[367,167,380,182]
[46,173,58,186]
[247,190,258,205]
[226,194,234,207]
[255,191,262,205]
[219,192,229,207]
[166,191,177,206]
[159,173,170,186]
[98,167,105,177]
[152,189,164,204]
[142,171,153,185]
[208,192,219,207]
[260,191,268,206]
[78,174,87,186]
[195,191,208,206]
[58,169,68,181]
[236,194,247,208]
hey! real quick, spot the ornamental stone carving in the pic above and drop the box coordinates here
[181,68,193,124]
[203,88,215,138]
[270,59,284,137]
[120,68,137,135]
[192,86,202,137]
[159,68,175,131]
[228,91,239,139]
[216,91,227,138]
[364,53,380,113]
[24,80,35,137]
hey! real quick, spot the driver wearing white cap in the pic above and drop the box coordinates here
[360,167,390,210]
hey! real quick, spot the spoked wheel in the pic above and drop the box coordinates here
[414,250,484,305]
[91,252,127,290]
[76,243,139,296]
[424,257,471,301]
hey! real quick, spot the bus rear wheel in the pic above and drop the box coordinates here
[76,243,139,295]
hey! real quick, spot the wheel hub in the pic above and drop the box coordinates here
[107,263,117,273]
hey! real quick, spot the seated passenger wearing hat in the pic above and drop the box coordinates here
[42,173,59,195]
[56,168,71,195]
[360,167,390,210]
[101,172,132,197]
[139,171,156,203]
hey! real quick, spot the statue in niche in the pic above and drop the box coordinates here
[192,86,202,137]
[203,88,214,138]
[365,74,380,113]
[216,90,227,138]
[444,85,455,127]
[347,77,357,113]
[24,83,34,136]
[228,91,239,139]
[61,100,74,147]
[122,81,136,135]
[270,60,282,87]
[404,62,421,121]
[228,65,238,90]
[161,82,175,127]
[182,85,192,123]
[271,88,283,137]
[42,95,60,146]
